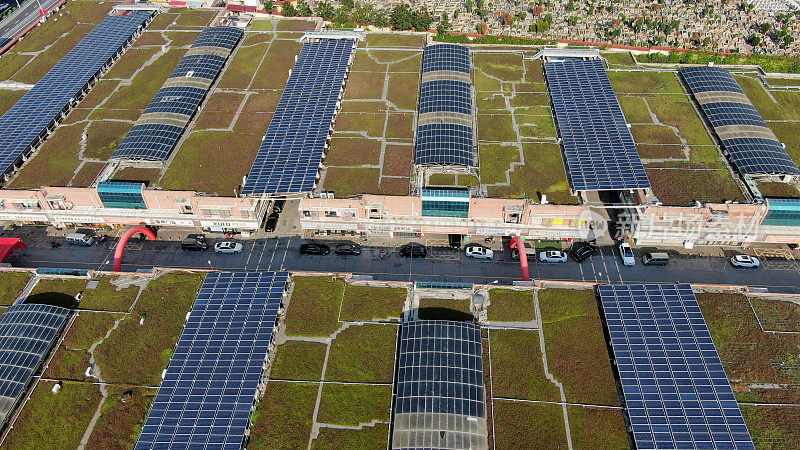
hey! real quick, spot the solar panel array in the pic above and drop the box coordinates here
[544,58,651,191]
[113,26,243,161]
[240,39,355,195]
[392,320,487,449]
[598,284,754,449]
[679,66,800,176]
[0,12,151,177]
[0,303,71,426]
[414,44,476,166]
[136,271,288,449]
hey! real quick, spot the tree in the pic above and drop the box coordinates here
[567,15,578,26]
[390,4,414,30]
[373,11,389,28]
[411,9,433,31]
[758,22,771,34]
[315,2,335,21]
[566,0,575,11]
[746,33,761,46]
[297,1,312,16]
[334,6,350,24]
[341,0,354,9]
[281,2,297,17]
[437,12,451,34]
[465,0,473,13]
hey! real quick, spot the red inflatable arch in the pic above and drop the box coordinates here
[113,226,156,272]
[509,235,530,282]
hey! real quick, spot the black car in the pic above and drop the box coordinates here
[181,234,208,251]
[334,242,361,255]
[299,243,330,255]
[399,242,426,258]
[264,213,279,232]
[272,199,286,214]
[570,243,597,262]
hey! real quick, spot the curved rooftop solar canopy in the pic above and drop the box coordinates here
[0,303,71,426]
[414,44,476,166]
[392,320,487,449]
[679,66,800,176]
[0,12,151,177]
[241,39,356,195]
[112,26,243,161]
[598,284,754,450]
[544,58,650,191]
[137,271,288,449]
[421,43,471,74]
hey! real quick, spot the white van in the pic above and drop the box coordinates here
[65,233,94,246]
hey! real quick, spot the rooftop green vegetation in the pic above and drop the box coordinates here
[0,271,32,306]
[637,50,800,74]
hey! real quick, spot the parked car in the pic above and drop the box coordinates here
[642,252,669,266]
[214,241,243,254]
[65,233,94,246]
[299,243,330,255]
[449,234,462,248]
[465,243,493,260]
[731,254,760,268]
[181,234,208,251]
[539,250,568,263]
[272,199,285,214]
[570,243,597,262]
[399,242,426,258]
[618,243,635,266]
[335,242,362,255]
[264,213,279,232]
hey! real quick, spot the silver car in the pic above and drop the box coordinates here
[730,254,759,268]
[539,250,568,263]
[465,244,494,260]
[214,241,243,254]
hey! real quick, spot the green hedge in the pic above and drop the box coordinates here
[636,50,800,73]
[433,34,556,46]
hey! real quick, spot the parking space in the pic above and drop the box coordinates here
[754,248,800,271]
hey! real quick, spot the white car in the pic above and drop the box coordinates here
[731,254,760,268]
[214,241,243,254]
[465,244,494,260]
[539,250,568,263]
[619,243,635,266]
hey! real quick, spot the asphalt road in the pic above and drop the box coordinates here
[5,234,800,294]
[0,0,61,43]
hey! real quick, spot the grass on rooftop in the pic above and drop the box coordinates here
[768,122,800,167]
[630,124,681,145]
[87,107,142,122]
[389,52,421,73]
[284,276,345,337]
[749,297,800,332]
[311,424,390,449]
[275,18,317,31]
[474,52,524,81]
[0,52,33,82]
[193,92,246,130]
[487,143,577,204]
[493,399,567,449]
[93,272,204,386]
[740,405,800,449]
[334,112,386,137]
[386,73,419,110]
[606,70,683,94]
[133,31,168,47]
[12,23,95,85]
[487,289,535,322]
[249,19,275,32]
[370,49,419,64]
[618,96,653,124]
[106,49,187,110]
[110,167,162,186]
[365,33,425,47]
[477,93,507,110]
[428,174,456,185]
[509,92,550,107]
[324,167,380,197]
[603,51,636,66]
[325,138,381,167]
[0,90,25,117]
[317,383,392,426]
[2,380,101,449]
[377,176,410,195]
[736,75,800,121]
[143,12,178,30]
[30,277,139,312]
[160,131,262,195]
[86,386,156,450]
[646,95,714,146]
[10,14,78,54]
[489,329,562,401]
[645,166,745,206]
[249,381,317,450]
[475,69,502,92]
[636,144,685,160]
[70,162,105,187]
[76,79,120,110]
[758,181,800,199]
[269,340,327,381]
[240,90,283,115]
[524,59,545,83]
[339,284,406,322]
[352,51,384,72]
[83,121,133,160]
[567,405,629,449]
[325,324,397,383]
[172,9,217,28]
[44,311,121,381]
[217,41,269,89]
[163,30,200,47]
[516,112,556,138]
[104,47,160,80]
[478,113,517,142]
[385,114,414,140]
[478,142,518,183]
[7,123,82,189]
[344,71,385,100]
[381,144,413,177]
[251,39,304,90]
[539,288,620,406]
[697,292,800,404]
[0,272,32,306]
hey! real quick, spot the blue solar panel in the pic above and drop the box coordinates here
[598,284,754,450]
[418,80,472,115]
[240,39,355,195]
[0,303,71,426]
[415,123,474,165]
[112,26,243,161]
[421,43,470,74]
[544,59,651,191]
[679,67,800,176]
[0,12,151,177]
[136,271,288,449]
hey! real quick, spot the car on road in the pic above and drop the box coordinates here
[335,242,362,255]
[181,234,208,251]
[619,243,635,266]
[299,243,330,255]
[731,254,760,268]
[272,199,285,214]
[539,250,568,263]
[570,243,597,262]
[214,241,243,254]
[264,213,279,232]
[465,244,493,260]
[399,242,426,258]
